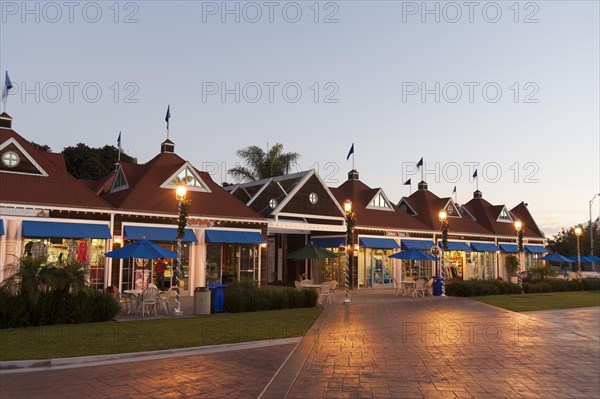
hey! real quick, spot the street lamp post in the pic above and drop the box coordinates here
[438,210,448,297]
[575,226,583,275]
[515,220,524,294]
[343,199,354,305]
[174,183,188,317]
[590,193,599,261]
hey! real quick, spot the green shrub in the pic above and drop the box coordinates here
[224,282,318,313]
[446,277,600,297]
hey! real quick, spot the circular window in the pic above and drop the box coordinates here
[447,206,454,215]
[309,192,318,204]
[2,151,19,168]
[269,198,278,209]
[400,204,407,212]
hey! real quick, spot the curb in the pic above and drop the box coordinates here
[0,337,301,374]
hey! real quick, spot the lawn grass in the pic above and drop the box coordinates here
[0,307,322,361]
[472,290,600,312]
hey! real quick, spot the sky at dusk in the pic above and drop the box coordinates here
[1,0,599,237]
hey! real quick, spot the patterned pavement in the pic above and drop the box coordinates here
[1,291,599,399]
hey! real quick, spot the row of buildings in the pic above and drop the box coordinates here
[0,112,547,295]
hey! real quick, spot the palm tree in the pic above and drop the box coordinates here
[228,143,300,182]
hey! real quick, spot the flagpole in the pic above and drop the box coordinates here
[352,151,355,170]
[476,175,479,191]
[454,190,457,204]
[421,163,424,182]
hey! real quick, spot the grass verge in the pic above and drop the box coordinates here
[0,307,322,361]
[471,290,600,312]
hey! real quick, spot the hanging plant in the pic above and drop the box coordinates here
[177,199,192,240]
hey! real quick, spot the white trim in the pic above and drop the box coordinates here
[365,189,394,212]
[277,212,345,222]
[224,170,308,190]
[276,181,288,195]
[268,220,346,233]
[159,162,212,193]
[397,198,418,216]
[270,170,314,214]
[0,202,268,225]
[110,164,129,193]
[0,137,48,176]
[496,206,513,223]
[247,181,270,206]
[442,198,462,219]
[459,205,477,221]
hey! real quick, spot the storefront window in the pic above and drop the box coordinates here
[443,251,464,280]
[320,248,342,286]
[358,248,393,288]
[206,243,258,284]
[23,238,106,290]
[466,252,495,280]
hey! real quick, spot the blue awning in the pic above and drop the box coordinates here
[525,245,547,254]
[401,239,435,250]
[205,230,264,245]
[437,241,471,251]
[499,243,519,253]
[359,237,400,249]
[0,220,4,236]
[470,242,500,252]
[22,221,111,239]
[124,226,198,243]
[311,237,345,248]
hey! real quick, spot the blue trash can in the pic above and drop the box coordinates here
[432,276,443,296]
[208,283,228,313]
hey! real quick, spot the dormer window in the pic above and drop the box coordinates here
[367,190,393,211]
[160,163,211,193]
[110,164,129,193]
[498,207,512,222]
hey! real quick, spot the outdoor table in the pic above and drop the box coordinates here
[401,281,416,297]
[123,289,143,314]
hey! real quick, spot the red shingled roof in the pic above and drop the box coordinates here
[331,178,430,231]
[0,128,112,210]
[97,152,264,220]
[462,192,527,237]
[401,183,491,235]
[510,202,545,238]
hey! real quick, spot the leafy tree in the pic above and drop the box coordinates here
[546,225,600,257]
[228,143,300,182]
[62,143,137,180]
[31,141,51,152]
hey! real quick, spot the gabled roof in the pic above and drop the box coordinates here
[462,191,539,238]
[97,152,264,220]
[225,170,345,220]
[510,202,545,238]
[401,183,490,235]
[0,125,112,210]
[331,175,429,231]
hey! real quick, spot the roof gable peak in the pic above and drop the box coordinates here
[159,161,211,193]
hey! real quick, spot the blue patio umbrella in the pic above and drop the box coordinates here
[567,255,598,263]
[389,248,439,261]
[537,253,574,263]
[105,239,177,259]
[105,240,177,290]
[586,255,600,262]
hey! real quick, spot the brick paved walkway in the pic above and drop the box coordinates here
[262,291,600,398]
[1,291,599,399]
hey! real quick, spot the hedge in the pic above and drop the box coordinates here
[224,281,318,313]
[446,278,600,297]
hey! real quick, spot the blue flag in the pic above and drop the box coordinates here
[473,169,478,178]
[346,143,354,161]
[452,186,456,194]
[416,157,423,168]
[404,178,411,185]
[165,105,171,129]
[2,71,12,102]
[117,131,122,150]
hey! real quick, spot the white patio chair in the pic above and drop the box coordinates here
[318,282,332,305]
[300,279,313,288]
[157,288,175,315]
[424,278,434,296]
[141,287,159,317]
[294,281,303,291]
[328,280,337,302]
[415,279,426,297]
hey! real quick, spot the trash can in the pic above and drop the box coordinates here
[208,283,228,313]
[194,287,211,316]
[432,276,443,296]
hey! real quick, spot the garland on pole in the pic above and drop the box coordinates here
[441,220,449,251]
[346,211,356,245]
[177,199,192,240]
